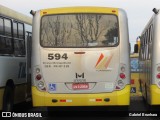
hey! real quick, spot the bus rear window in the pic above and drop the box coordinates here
[40,14,119,47]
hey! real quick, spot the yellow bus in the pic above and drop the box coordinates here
[0,5,32,111]
[139,8,160,107]
[130,53,142,97]
[31,7,130,111]
[130,38,141,97]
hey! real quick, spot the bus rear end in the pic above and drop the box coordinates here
[31,7,130,107]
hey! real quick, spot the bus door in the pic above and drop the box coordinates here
[26,31,32,99]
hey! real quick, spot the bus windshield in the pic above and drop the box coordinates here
[40,14,119,47]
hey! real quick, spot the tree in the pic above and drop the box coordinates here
[103,23,118,45]
[41,16,72,47]
[74,14,106,46]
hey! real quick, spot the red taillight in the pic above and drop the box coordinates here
[157,73,160,79]
[36,74,42,80]
[120,73,126,79]
[60,100,66,102]
[96,99,102,102]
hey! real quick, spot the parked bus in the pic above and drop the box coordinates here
[130,39,142,97]
[139,8,160,107]
[130,53,139,96]
[0,5,32,111]
[31,7,130,110]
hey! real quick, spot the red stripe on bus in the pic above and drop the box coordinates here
[96,99,102,102]
[60,100,66,102]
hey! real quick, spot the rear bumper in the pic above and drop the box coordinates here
[150,85,160,105]
[32,85,130,107]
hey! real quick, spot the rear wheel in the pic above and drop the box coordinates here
[142,84,147,103]
[3,85,14,111]
[144,84,152,111]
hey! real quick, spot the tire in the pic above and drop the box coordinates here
[2,85,14,112]
[144,84,151,111]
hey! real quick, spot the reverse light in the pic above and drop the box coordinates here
[121,66,125,72]
[118,80,124,86]
[120,73,126,79]
[36,68,40,73]
[37,81,44,89]
[36,74,42,80]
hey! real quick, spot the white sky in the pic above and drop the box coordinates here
[1,0,160,52]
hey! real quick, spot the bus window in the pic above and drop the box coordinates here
[18,23,24,39]
[40,14,119,47]
[4,19,12,36]
[0,18,4,35]
[0,18,12,54]
[13,22,18,38]
[14,22,25,56]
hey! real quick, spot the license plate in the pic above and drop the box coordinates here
[72,83,89,90]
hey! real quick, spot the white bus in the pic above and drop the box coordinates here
[0,5,32,111]
[139,8,160,107]
[31,7,130,110]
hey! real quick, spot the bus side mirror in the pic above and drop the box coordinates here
[134,44,138,53]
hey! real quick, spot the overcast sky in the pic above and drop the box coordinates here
[1,0,160,52]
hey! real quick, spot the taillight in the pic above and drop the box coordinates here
[118,80,124,86]
[37,81,45,89]
[36,74,42,80]
[156,73,160,79]
[36,68,40,73]
[121,66,125,72]
[116,64,127,90]
[156,64,160,88]
[120,73,126,79]
[34,66,46,91]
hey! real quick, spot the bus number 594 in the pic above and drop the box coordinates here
[48,53,68,60]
